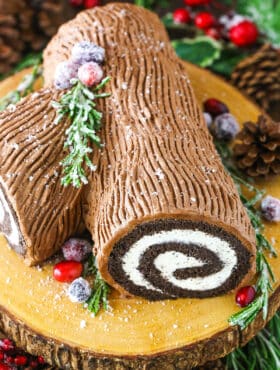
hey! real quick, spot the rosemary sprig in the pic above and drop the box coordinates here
[0,59,42,112]
[226,312,280,370]
[215,141,277,330]
[52,77,110,188]
[84,253,110,316]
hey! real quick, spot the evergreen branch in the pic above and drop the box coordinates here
[0,60,42,112]
[226,313,280,370]
[214,141,276,330]
[52,77,111,188]
[85,254,110,316]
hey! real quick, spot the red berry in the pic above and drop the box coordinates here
[29,360,39,368]
[0,340,14,352]
[37,355,45,364]
[236,286,256,307]
[205,27,220,40]
[173,8,190,24]
[84,0,100,8]
[0,364,12,370]
[184,0,211,5]
[53,261,83,283]
[14,355,28,366]
[0,353,3,361]
[69,0,83,6]
[229,20,258,47]
[195,12,215,29]
[203,98,229,117]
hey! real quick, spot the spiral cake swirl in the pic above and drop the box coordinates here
[108,220,251,299]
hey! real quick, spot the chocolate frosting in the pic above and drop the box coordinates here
[43,3,256,297]
[0,90,85,264]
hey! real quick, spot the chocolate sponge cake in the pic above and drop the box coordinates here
[43,3,256,299]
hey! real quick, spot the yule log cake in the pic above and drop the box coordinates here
[0,3,256,300]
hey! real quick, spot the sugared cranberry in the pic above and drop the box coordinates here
[203,112,212,127]
[204,98,229,117]
[68,277,92,303]
[229,20,258,47]
[71,41,105,65]
[184,0,211,5]
[54,60,79,90]
[205,27,220,40]
[173,8,190,24]
[195,12,215,29]
[14,355,28,366]
[62,238,92,262]
[4,357,13,365]
[0,340,14,351]
[261,196,280,222]
[53,261,83,283]
[84,0,100,8]
[236,286,256,307]
[78,62,103,87]
[210,113,239,141]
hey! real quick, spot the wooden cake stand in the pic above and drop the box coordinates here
[0,63,279,369]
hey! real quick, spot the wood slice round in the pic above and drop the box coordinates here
[0,63,279,370]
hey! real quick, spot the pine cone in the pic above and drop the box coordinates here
[231,44,280,118]
[0,0,77,75]
[233,115,280,177]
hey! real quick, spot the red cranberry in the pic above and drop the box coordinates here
[29,360,39,368]
[69,0,84,6]
[229,20,258,47]
[236,286,256,307]
[0,364,12,370]
[37,355,45,364]
[184,0,211,5]
[173,8,190,24]
[84,0,100,8]
[195,12,215,29]
[14,355,28,366]
[53,261,83,283]
[0,353,3,362]
[203,98,229,117]
[205,27,221,40]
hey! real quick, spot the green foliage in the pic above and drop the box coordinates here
[210,48,248,76]
[84,254,110,316]
[0,61,42,112]
[235,0,280,47]
[215,141,276,330]
[52,77,110,188]
[172,36,221,67]
[134,0,168,9]
[0,53,42,82]
[226,313,280,370]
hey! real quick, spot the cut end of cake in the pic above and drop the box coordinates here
[107,219,255,300]
[0,182,25,256]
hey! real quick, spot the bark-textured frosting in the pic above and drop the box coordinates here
[0,90,84,264]
[43,3,256,299]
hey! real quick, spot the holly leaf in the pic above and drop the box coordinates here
[210,48,249,77]
[172,36,221,67]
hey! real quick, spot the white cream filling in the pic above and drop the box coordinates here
[122,229,237,292]
[0,186,21,247]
